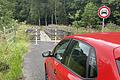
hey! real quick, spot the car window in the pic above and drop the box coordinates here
[87,48,97,78]
[67,41,90,77]
[53,39,70,61]
[65,40,97,78]
[116,60,120,74]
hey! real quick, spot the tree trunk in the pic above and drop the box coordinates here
[51,14,53,24]
[39,19,40,26]
[45,15,47,27]
[63,0,67,24]
[55,1,57,25]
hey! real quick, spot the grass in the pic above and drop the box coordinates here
[0,24,30,80]
[49,23,120,34]
[71,23,120,34]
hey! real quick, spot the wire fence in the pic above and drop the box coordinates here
[2,27,15,44]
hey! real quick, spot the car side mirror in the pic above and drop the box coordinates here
[42,51,52,57]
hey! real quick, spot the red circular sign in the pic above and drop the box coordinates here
[98,5,111,19]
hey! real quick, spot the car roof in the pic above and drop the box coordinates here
[65,32,120,49]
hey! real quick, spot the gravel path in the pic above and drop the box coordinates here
[23,41,56,80]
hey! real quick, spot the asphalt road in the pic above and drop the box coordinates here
[23,41,56,80]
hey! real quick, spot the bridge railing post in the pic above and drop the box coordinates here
[35,27,38,45]
[55,28,57,44]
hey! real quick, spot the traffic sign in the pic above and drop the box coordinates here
[98,5,111,19]
[98,5,111,32]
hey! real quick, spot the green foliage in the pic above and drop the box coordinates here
[81,2,99,28]
[66,0,86,23]
[109,0,120,25]
[72,2,100,29]
[72,20,84,29]
[0,0,119,29]
[8,0,120,29]
[108,0,116,4]
[73,21,80,29]
[69,10,81,21]
[14,0,30,22]
[0,0,15,30]
[102,23,120,32]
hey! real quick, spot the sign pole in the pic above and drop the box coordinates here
[102,18,105,32]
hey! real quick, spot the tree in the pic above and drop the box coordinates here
[109,0,120,25]
[81,2,99,28]
[13,0,30,22]
[4,0,119,27]
[48,0,66,24]
[65,0,92,25]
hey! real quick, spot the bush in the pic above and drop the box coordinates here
[103,23,120,32]
[71,23,120,34]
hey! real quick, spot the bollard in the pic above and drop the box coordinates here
[55,29,57,44]
[35,28,38,45]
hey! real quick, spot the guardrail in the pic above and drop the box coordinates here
[44,27,72,40]
[25,27,41,41]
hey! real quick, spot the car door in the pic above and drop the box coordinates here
[45,55,55,80]
[63,40,98,80]
[52,39,71,80]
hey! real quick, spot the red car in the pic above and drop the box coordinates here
[42,32,120,80]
